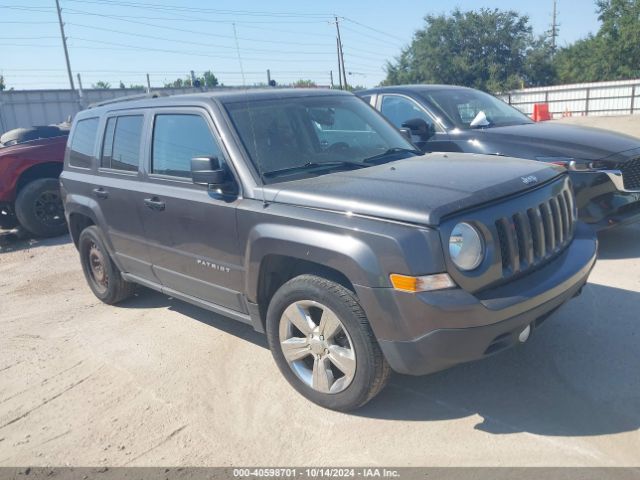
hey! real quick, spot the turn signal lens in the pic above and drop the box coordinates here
[390,273,456,293]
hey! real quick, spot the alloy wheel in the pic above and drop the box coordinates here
[279,300,356,394]
[33,190,64,227]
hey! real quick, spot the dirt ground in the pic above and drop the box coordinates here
[0,116,639,467]
[0,223,638,466]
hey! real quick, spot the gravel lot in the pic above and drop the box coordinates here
[1,223,639,466]
[0,116,639,467]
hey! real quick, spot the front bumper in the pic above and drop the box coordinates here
[355,224,597,375]
[572,170,640,230]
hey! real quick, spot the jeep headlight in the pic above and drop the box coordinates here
[449,222,484,271]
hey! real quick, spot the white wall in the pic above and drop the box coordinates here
[0,87,218,133]
[501,79,640,118]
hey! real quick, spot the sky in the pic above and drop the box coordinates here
[0,0,601,90]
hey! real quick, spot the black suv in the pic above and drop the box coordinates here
[61,89,597,411]
[358,85,640,230]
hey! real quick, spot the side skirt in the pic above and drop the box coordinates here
[122,272,254,327]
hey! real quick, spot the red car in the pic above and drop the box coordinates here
[0,125,69,237]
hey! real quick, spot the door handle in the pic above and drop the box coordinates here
[144,197,166,211]
[92,187,109,199]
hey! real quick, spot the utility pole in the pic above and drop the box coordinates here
[551,0,559,54]
[55,0,75,91]
[146,73,151,93]
[334,16,347,90]
[330,70,334,89]
[335,38,343,89]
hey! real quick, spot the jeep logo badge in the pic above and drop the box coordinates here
[521,175,538,185]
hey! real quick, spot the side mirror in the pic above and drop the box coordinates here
[399,127,413,141]
[191,156,227,186]
[402,118,436,141]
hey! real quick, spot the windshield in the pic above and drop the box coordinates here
[224,94,418,184]
[423,89,533,129]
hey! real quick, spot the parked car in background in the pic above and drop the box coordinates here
[61,90,596,411]
[358,85,640,230]
[0,124,69,236]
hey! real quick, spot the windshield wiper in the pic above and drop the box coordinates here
[362,147,421,164]
[262,161,367,178]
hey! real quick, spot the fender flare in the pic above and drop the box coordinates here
[244,223,385,303]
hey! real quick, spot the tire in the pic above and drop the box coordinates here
[0,212,19,230]
[266,274,391,411]
[14,178,68,237]
[78,226,136,304]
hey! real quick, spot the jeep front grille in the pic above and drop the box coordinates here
[495,186,575,277]
[620,157,640,190]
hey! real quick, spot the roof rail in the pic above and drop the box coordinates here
[88,91,169,109]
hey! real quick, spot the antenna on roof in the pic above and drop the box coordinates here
[232,22,267,206]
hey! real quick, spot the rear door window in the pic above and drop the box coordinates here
[68,117,99,168]
[100,115,143,172]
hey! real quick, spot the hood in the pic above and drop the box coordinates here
[474,122,640,161]
[263,153,564,226]
[0,135,68,156]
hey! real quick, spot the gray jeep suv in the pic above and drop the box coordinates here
[61,89,597,411]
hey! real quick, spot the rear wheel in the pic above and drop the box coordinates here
[78,226,136,304]
[266,274,391,411]
[0,211,19,230]
[14,178,67,237]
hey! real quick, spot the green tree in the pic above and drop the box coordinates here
[292,79,317,88]
[523,35,558,87]
[92,81,111,89]
[384,8,552,91]
[119,81,126,89]
[163,71,219,89]
[202,70,219,87]
[0,75,5,91]
[163,77,188,88]
[129,84,145,89]
[555,0,640,83]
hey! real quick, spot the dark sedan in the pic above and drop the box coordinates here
[358,85,640,230]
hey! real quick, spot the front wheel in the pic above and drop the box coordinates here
[266,274,391,411]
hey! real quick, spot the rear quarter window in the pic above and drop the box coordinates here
[100,115,143,172]
[68,117,99,168]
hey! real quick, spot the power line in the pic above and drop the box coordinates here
[342,17,406,43]
[65,19,331,47]
[62,0,332,18]
[66,23,333,55]
[0,20,58,24]
[65,41,338,64]
[0,36,60,40]
[63,9,333,46]
[340,25,404,49]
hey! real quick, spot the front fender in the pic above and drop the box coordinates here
[244,223,385,303]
